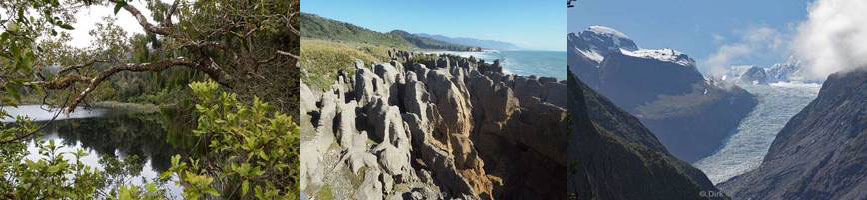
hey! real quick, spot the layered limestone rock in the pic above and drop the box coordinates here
[301,52,567,199]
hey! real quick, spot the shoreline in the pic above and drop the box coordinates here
[421,50,567,80]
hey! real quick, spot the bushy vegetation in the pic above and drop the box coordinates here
[161,81,300,199]
[301,13,478,52]
[300,39,391,89]
[1,81,300,199]
[1,0,299,199]
[300,13,417,50]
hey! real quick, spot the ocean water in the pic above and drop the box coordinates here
[429,50,567,81]
[693,82,821,184]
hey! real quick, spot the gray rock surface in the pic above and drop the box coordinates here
[301,51,566,199]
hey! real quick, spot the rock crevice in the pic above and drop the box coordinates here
[301,51,567,200]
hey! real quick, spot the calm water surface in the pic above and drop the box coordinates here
[2,105,185,197]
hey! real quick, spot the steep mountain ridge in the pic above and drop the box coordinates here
[567,26,639,89]
[720,70,867,199]
[568,70,727,200]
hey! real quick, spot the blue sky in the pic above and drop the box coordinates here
[302,0,565,51]
[569,0,812,70]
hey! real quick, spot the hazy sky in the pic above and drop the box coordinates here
[569,0,812,72]
[303,0,566,51]
[65,0,172,48]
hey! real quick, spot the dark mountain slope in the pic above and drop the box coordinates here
[720,70,867,199]
[568,70,727,200]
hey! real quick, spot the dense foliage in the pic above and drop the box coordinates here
[1,0,300,199]
[162,81,300,199]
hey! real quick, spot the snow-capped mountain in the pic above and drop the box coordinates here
[721,57,811,85]
[767,57,805,82]
[569,26,640,90]
[567,26,758,162]
[722,65,770,84]
[568,26,638,67]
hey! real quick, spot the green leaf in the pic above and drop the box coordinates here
[58,23,74,30]
[46,165,61,173]
[114,0,127,14]
[145,183,158,193]
[241,180,249,196]
[6,21,19,33]
[258,150,269,161]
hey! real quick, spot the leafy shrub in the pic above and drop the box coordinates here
[161,81,300,199]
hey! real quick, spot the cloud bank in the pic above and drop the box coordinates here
[702,27,785,77]
[793,0,867,80]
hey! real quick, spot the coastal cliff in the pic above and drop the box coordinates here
[300,51,567,199]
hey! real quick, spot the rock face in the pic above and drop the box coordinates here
[301,51,567,199]
[568,70,728,200]
[568,26,757,162]
[740,65,770,84]
[719,70,867,199]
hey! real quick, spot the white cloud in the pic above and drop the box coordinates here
[712,34,725,45]
[792,0,867,80]
[701,26,786,77]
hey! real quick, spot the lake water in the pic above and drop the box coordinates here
[692,82,821,184]
[428,50,567,81]
[2,105,184,197]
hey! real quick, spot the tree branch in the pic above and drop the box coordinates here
[24,75,91,89]
[57,59,107,75]
[65,57,231,112]
[120,2,171,35]
[165,0,179,26]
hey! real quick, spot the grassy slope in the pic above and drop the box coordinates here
[300,13,479,90]
[300,39,391,90]
[301,13,477,51]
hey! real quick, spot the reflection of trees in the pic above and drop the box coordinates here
[45,113,186,172]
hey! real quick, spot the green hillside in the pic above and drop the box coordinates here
[387,30,480,51]
[301,13,478,51]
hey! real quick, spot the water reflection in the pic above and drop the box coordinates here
[1,105,107,122]
[41,113,181,172]
[3,105,187,196]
